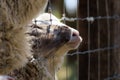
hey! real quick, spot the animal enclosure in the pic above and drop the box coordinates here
[45,0,120,80]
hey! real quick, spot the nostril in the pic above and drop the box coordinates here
[72,33,77,36]
[72,31,79,37]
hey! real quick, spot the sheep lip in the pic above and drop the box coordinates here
[69,36,81,43]
[67,36,82,49]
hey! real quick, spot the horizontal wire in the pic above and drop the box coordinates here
[33,15,120,24]
[60,15,120,22]
[67,45,119,56]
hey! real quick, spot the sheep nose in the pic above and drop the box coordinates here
[69,27,82,43]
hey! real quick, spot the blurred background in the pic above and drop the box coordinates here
[46,0,120,80]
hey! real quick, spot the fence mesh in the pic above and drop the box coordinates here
[34,0,120,80]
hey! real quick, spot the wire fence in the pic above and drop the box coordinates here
[60,0,120,80]
[60,15,120,22]
[61,15,120,57]
[67,45,119,56]
[59,9,120,80]
[33,15,120,80]
[33,14,119,80]
[33,0,120,80]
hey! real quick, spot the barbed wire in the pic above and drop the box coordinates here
[33,15,120,24]
[60,15,120,22]
[67,45,119,56]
